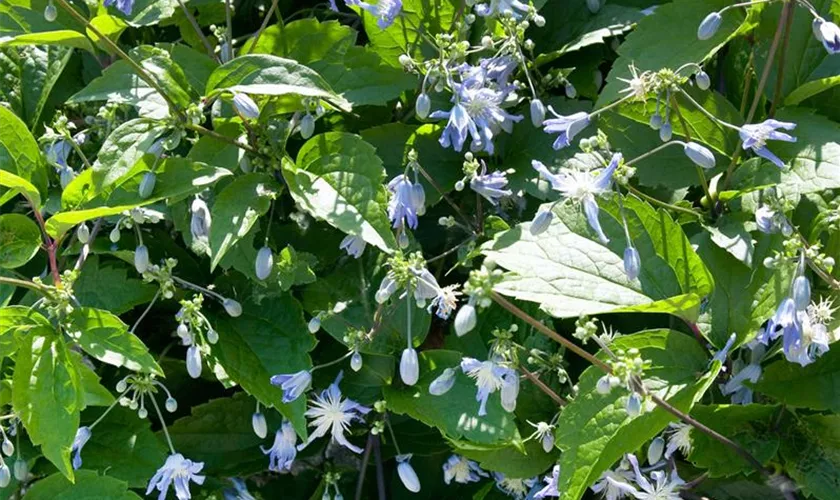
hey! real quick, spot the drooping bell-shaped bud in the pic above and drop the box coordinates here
[648,436,665,465]
[308,316,321,334]
[586,0,601,14]
[429,368,457,396]
[530,99,546,127]
[626,392,642,416]
[139,171,156,199]
[695,71,711,90]
[396,455,421,493]
[454,303,478,337]
[415,93,431,119]
[400,348,419,386]
[165,397,178,412]
[649,113,662,130]
[44,1,57,22]
[530,210,553,236]
[299,114,315,139]
[256,246,274,280]
[13,459,27,481]
[76,223,90,244]
[252,412,268,439]
[134,245,149,274]
[624,246,641,280]
[350,351,363,372]
[659,122,673,142]
[684,142,716,169]
[233,93,260,120]
[792,275,811,311]
[186,345,202,379]
[697,12,722,40]
[223,298,242,317]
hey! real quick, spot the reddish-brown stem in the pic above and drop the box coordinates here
[27,197,61,286]
[521,366,567,406]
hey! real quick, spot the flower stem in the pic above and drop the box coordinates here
[623,185,702,220]
[149,393,177,454]
[177,0,218,61]
[384,414,402,455]
[130,289,161,334]
[769,2,796,117]
[520,366,567,406]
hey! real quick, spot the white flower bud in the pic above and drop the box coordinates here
[0,463,10,488]
[565,82,577,99]
[165,397,178,413]
[233,93,260,120]
[429,368,456,396]
[792,276,811,311]
[454,303,477,336]
[398,54,412,67]
[351,351,363,372]
[415,93,431,119]
[397,456,421,493]
[176,323,190,342]
[76,223,90,244]
[455,179,465,191]
[109,227,121,243]
[626,392,642,416]
[138,407,148,419]
[649,113,662,130]
[481,35,493,49]
[697,12,722,40]
[299,114,315,139]
[2,439,13,456]
[223,298,243,317]
[207,329,219,344]
[134,245,149,274]
[400,348,419,386]
[534,15,546,27]
[308,316,321,333]
[13,459,27,481]
[530,209,553,236]
[186,345,202,378]
[648,436,665,465]
[44,2,57,22]
[659,122,673,142]
[596,375,612,394]
[530,99,546,127]
[252,412,268,439]
[139,171,156,199]
[695,71,711,90]
[541,432,555,453]
[684,142,716,169]
[256,246,274,280]
[398,231,410,249]
[586,0,600,13]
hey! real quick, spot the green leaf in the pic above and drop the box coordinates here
[0,169,39,206]
[0,213,41,269]
[273,245,317,291]
[0,305,50,357]
[452,438,556,479]
[86,14,127,51]
[0,30,94,53]
[731,108,840,200]
[240,18,357,64]
[704,216,755,268]
[554,330,720,500]
[169,44,217,95]
[20,44,74,129]
[753,346,840,412]
[694,231,791,348]
[688,404,780,478]
[67,60,170,119]
[210,293,316,437]
[205,54,351,112]
[74,256,156,315]
[75,353,116,407]
[138,53,194,110]
[482,196,712,320]
[384,350,520,446]
[22,470,140,499]
[283,132,398,253]
[13,328,84,480]
[88,118,170,195]
[209,173,278,271]
[80,407,167,488]
[599,0,749,105]
[67,307,163,375]
[0,104,47,205]
[780,414,840,500]
[117,0,178,27]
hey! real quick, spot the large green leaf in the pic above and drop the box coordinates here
[554,330,720,500]
[88,118,170,195]
[116,0,178,27]
[20,44,74,128]
[753,347,840,412]
[80,407,168,488]
[0,169,41,207]
[74,256,157,315]
[0,213,41,269]
[384,350,520,446]
[208,173,278,271]
[453,438,556,479]
[688,404,780,478]
[67,308,162,375]
[482,196,713,320]
[166,392,284,476]
[283,132,398,253]
[205,54,351,112]
[22,470,140,499]
[13,328,85,480]
[68,60,170,119]
[0,30,94,52]
[241,18,356,64]
[0,305,50,356]
[694,231,792,348]
[210,293,316,437]
[780,414,840,500]
[598,0,749,105]
[0,104,47,205]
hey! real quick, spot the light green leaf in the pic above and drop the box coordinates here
[89,118,170,195]
[0,213,41,269]
[786,76,840,106]
[0,104,47,205]
[21,44,74,129]
[240,18,357,63]
[205,54,351,112]
[283,132,398,253]
[74,256,157,315]
[210,293,316,437]
[704,216,755,267]
[598,0,749,106]
[74,352,117,408]
[118,0,178,27]
[554,330,719,500]
[169,44,217,94]
[779,414,840,500]
[452,438,556,479]
[753,347,840,412]
[0,305,50,356]
[688,404,780,478]
[67,60,169,119]
[0,30,94,52]
[482,196,712,320]
[384,350,520,446]
[209,173,278,271]
[13,329,84,480]
[86,14,128,51]
[22,470,140,499]
[67,307,163,375]
[273,245,317,291]
[0,170,40,207]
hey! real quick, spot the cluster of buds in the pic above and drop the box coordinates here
[139,257,178,299]
[116,374,178,418]
[33,270,79,320]
[175,295,219,379]
[453,264,505,336]
[597,348,651,417]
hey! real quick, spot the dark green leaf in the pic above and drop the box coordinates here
[754,347,840,412]
[22,470,140,499]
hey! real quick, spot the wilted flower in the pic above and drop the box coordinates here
[461,357,513,416]
[262,422,297,472]
[396,455,421,492]
[542,109,590,150]
[297,373,371,453]
[71,426,92,470]
[493,473,537,500]
[739,119,797,168]
[347,0,402,29]
[442,454,488,484]
[270,370,313,403]
[618,64,650,102]
[534,465,561,498]
[429,367,458,396]
[532,153,621,244]
[428,285,461,320]
[146,453,206,500]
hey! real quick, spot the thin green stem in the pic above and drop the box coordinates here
[149,393,176,454]
[130,289,161,334]
[185,123,263,156]
[669,94,713,203]
[0,277,51,296]
[312,351,354,372]
[88,389,130,429]
[623,185,702,219]
[624,140,686,167]
[384,414,402,455]
[248,0,279,54]
[414,163,477,234]
[676,88,741,132]
[176,0,218,61]
[770,2,795,117]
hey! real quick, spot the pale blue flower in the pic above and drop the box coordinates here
[721,361,761,405]
[604,454,684,500]
[104,0,134,15]
[45,140,72,167]
[262,422,297,472]
[224,478,256,500]
[71,426,91,470]
[270,370,312,403]
[816,19,840,54]
[624,246,641,280]
[532,153,621,244]
[428,285,461,319]
[474,0,530,19]
[792,276,811,311]
[542,109,590,150]
[710,332,736,366]
[683,142,716,169]
[146,453,206,500]
[784,311,830,367]
[397,455,421,492]
[739,119,797,168]
[387,174,420,229]
[471,165,512,205]
[297,372,371,454]
[442,454,488,484]
[340,234,367,258]
[591,466,634,500]
[697,12,722,40]
[492,473,537,500]
[429,367,458,396]
[232,93,260,120]
[534,465,561,498]
[757,297,799,346]
[460,357,514,416]
[461,56,518,89]
[347,0,402,29]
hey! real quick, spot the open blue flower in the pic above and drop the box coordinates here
[387,174,421,229]
[270,370,312,403]
[534,465,561,498]
[542,109,590,150]
[460,357,514,416]
[470,165,512,205]
[104,0,134,15]
[430,84,522,154]
[347,0,402,29]
[262,422,297,472]
[146,453,205,500]
[297,372,371,454]
[474,0,530,19]
[738,119,797,168]
[443,454,488,484]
